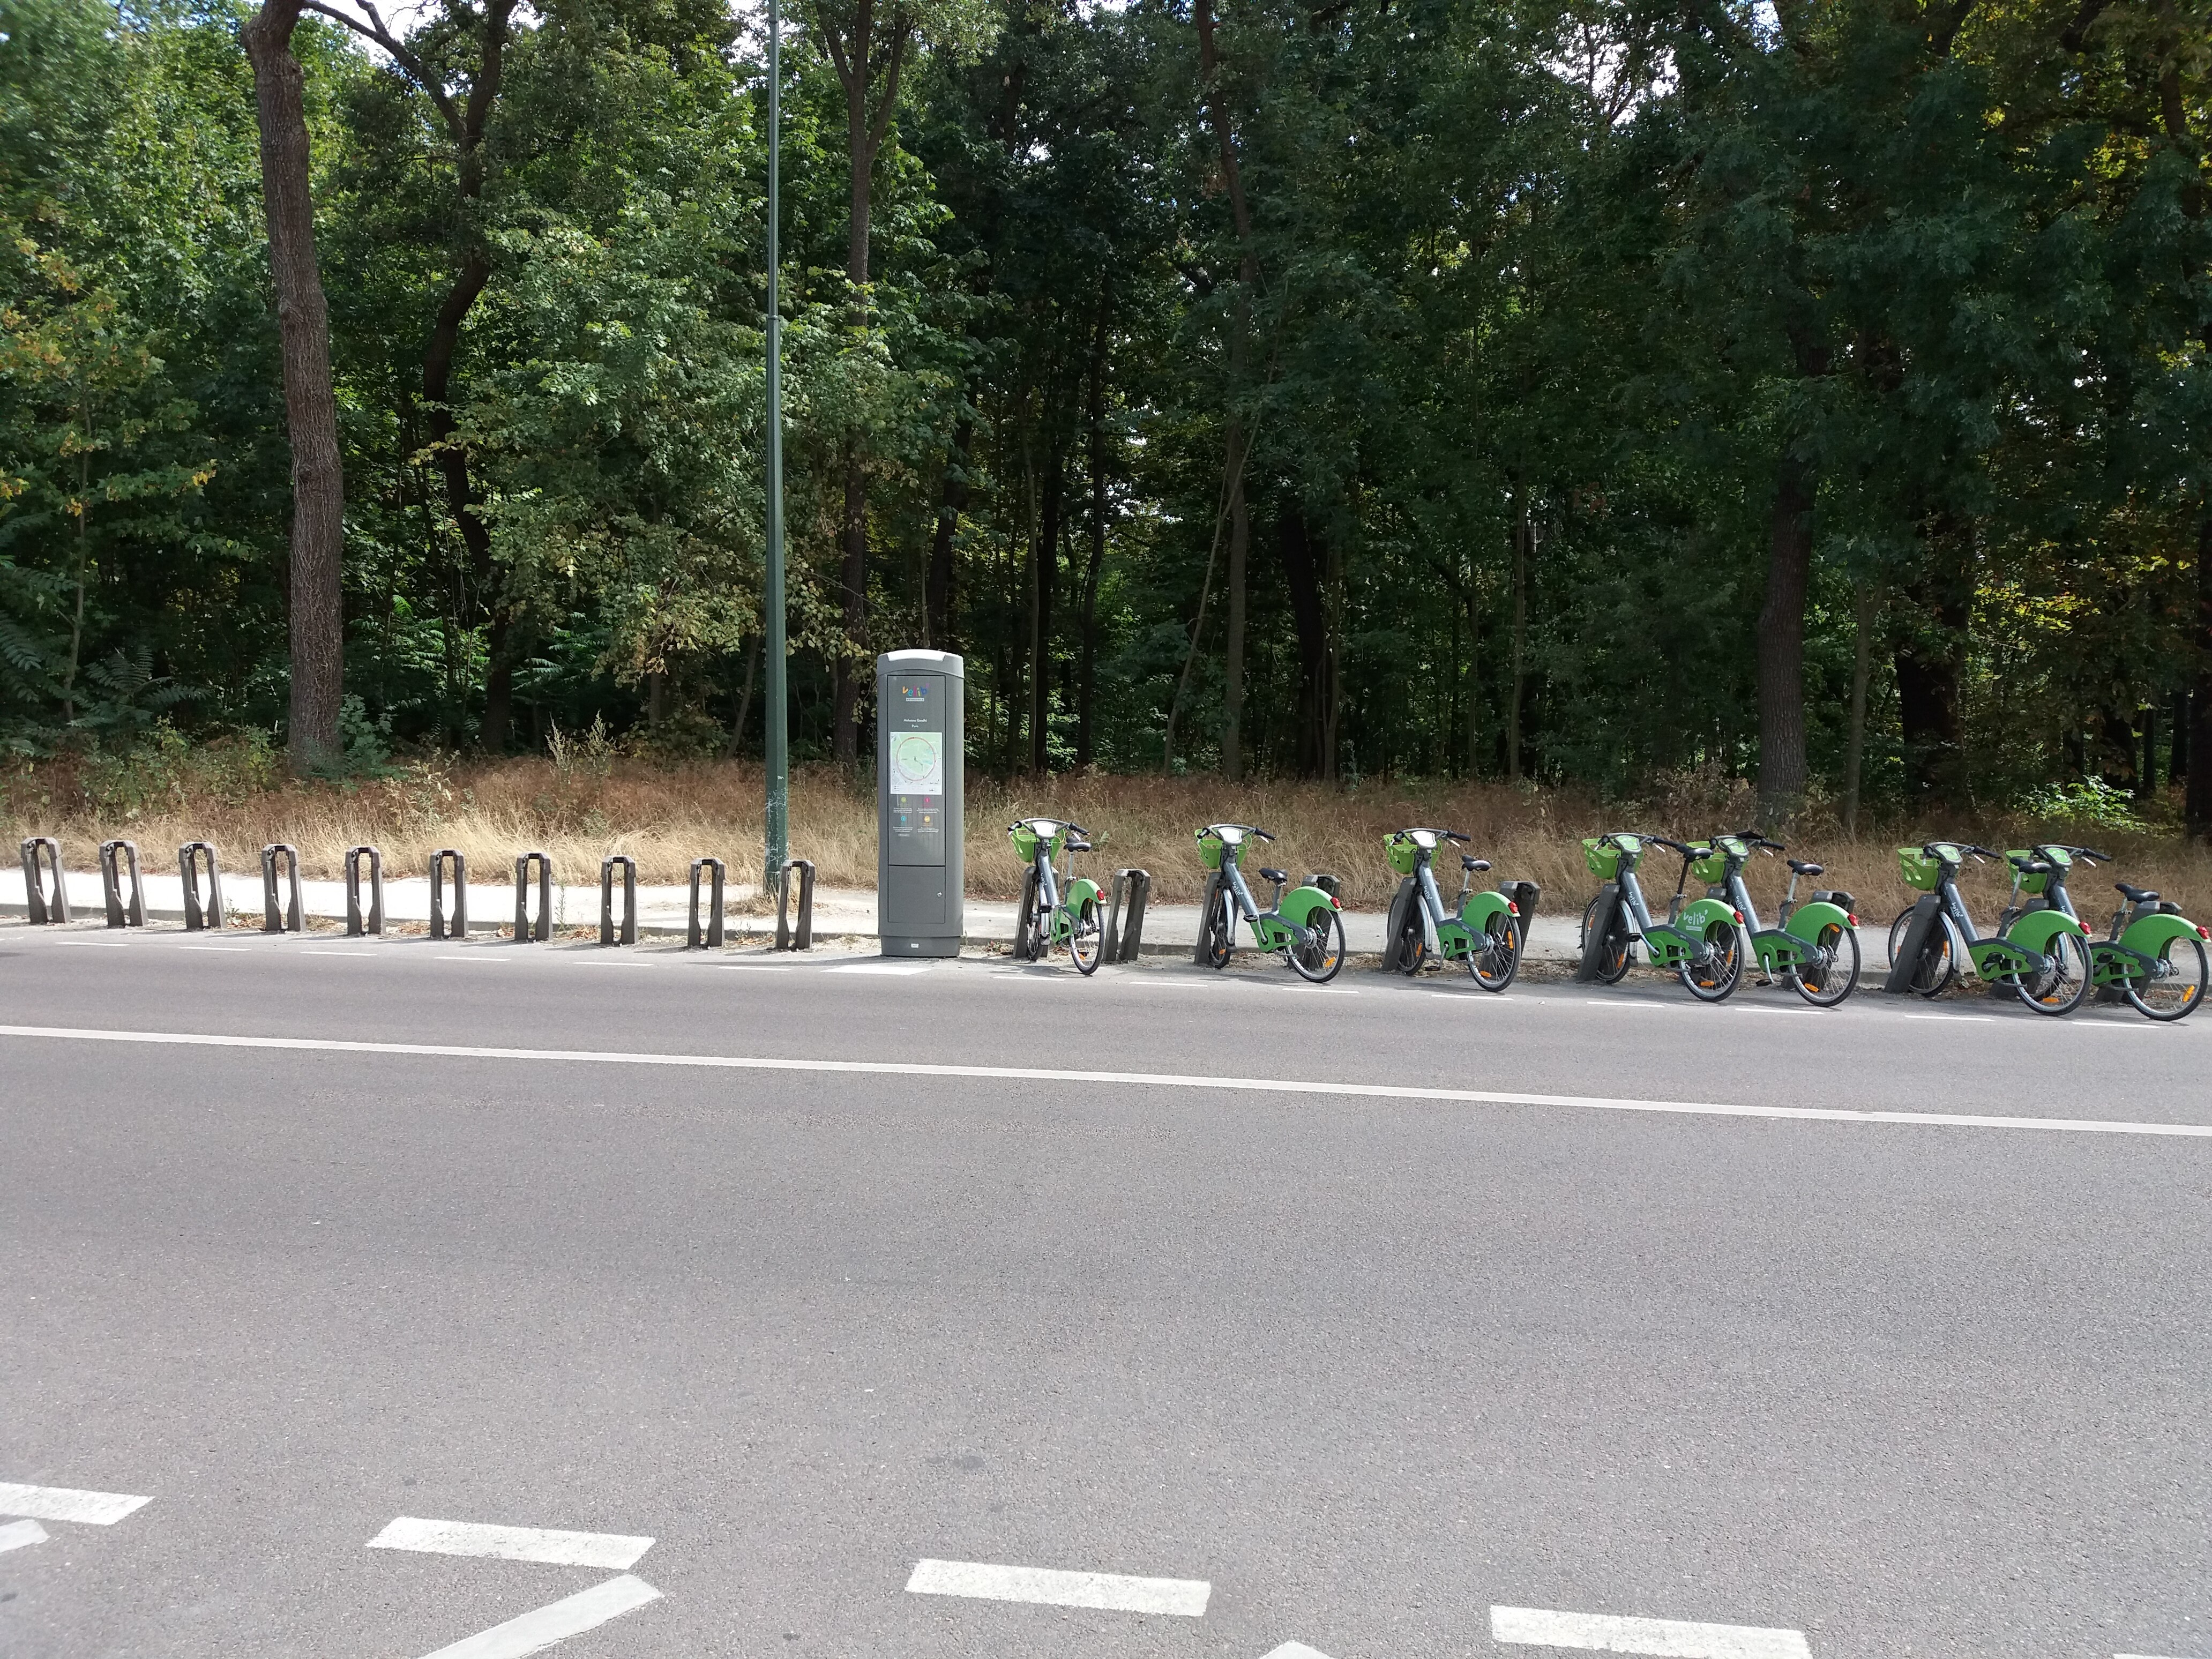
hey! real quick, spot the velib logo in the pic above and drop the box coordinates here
[898,683,930,703]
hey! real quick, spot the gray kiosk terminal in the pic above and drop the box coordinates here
[877,649,965,956]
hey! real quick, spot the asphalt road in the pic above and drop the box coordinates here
[2,923,2207,1659]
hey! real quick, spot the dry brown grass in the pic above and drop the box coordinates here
[8,749,2206,921]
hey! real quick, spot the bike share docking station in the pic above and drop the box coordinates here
[877,649,965,957]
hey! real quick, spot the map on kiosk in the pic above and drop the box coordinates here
[891,730,944,796]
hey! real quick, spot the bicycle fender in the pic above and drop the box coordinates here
[1784,900,1852,944]
[2119,910,2204,957]
[1065,877,1103,914]
[2006,908,2087,954]
[1676,895,1738,939]
[1458,888,1514,933]
[1278,884,1337,927]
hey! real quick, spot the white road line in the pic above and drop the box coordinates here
[567,958,654,967]
[182,944,249,952]
[0,1519,49,1553]
[1261,1645,1335,1658]
[436,953,500,961]
[302,949,379,958]
[4,1023,2208,1141]
[1490,1604,1811,1658]
[0,1481,154,1525]
[714,964,794,972]
[57,939,133,947]
[826,962,933,975]
[906,1558,1210,1616]
[410,1573,661,1659]
[369,1516,653,1570]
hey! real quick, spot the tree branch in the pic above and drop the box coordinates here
[866,10,914,158]
[297,0,462,138]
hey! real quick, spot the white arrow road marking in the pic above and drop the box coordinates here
[1490,1604,1812,1658]
[906,1558,1211,1616]
[0,1519,50,1553]
[369,1516,653,1570]
[0,1482,154,1525]
[1261,1645,1335,1658]
[410,1573,661,1659]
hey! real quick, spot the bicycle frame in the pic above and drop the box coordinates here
[1399,832,1518,961]
[1924,850,2063,981]
[1012,819,1102,951]
[1202,825,1339,955]
[1707,840,1854,982]
[1597,836,1733,970]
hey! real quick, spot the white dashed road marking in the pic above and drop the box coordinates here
[0,1519,50,1553]
[0,1481,154,1525]
[905,1558,1212,1616]
[826,961,934,975]
[1261,1645,1336,1658]
[369,1516,654,1570]
[5,1025,2209,1141]
[1490,1604,1812,1658]
[409,1573,661,1659]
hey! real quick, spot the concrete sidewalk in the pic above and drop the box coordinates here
[4,861,1582,959]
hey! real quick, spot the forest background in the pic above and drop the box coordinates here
[3,0,2210,895]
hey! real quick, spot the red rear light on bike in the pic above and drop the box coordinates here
[1731,909,1744,924]
[1847,914,1859,926]
[1330,896,1341,909]
[2199,925,2210,940]
[1507,901,1520,915]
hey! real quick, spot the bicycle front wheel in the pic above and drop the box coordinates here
[1203,888,1235,969]
[1886,905,1916,970]
[1581,894,1632,984]
[1068,896,1103,976]
[2125,934,2208,1021]
[1288,907,1346,983]
[1788,923,1860,1007]
[1469,911,1520,992]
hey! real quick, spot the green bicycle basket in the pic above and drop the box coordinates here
[2006,845,2071,895]
[1385,834,1419,877]
[1687,841,1725,885]
[1010,823,1040,863]
[1195,827,1225,870]
[1896,846,1946,891]
[1582,836,1621,880]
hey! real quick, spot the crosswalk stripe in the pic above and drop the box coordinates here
[411,1574,661,1659]
[906,1558,1210,1616]
[1490,1604,1812,1658]
[369,1516,654,1570]
[0,1482,153,1525]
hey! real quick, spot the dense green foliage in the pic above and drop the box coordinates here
[2,0,2207,822]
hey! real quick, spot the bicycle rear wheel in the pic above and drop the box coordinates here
[1469,911,1520,992]
[2015,932,2091,1015]
[1581,894,1632,983]
[1678,918,1742,1002]
[1788,923,1860,1007]
[2124,935,2208,1021]
[1068,897,1103,976]
[1289,907,1346,983]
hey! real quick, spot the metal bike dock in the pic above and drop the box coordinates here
[429,849,467,940]
[345,846,385,936]
[1192,872,1222,965]
[101,839,145,929]
[775,858,814,951]
[688,857,726,948]
[1882,894,1944,995]
[261,843,305,933]
[600,855,638,946]
[178,841,223,931]
[19,837,67,924]
[514,851,554,941]
[1103,868,1151,962]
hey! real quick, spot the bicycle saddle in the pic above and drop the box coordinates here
[2117,881,2159,903]
[1258,866,1288,884]
[1463,855,1490,872]
[1788,858,1823,876]
[1066,839,1093,853]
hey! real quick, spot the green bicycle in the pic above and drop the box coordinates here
[1885,841,2090,1014]
[1008,816,1105,974]
[1995,843,2208,1022]
[1576,832,1744,1002]
[1688,831,1862,1006]
[1195,823,1347,983]
[1379,827,1526,991]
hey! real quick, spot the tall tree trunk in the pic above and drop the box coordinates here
[816,0,913,764]
[1076,292,1110,769]
[1756,450,1817,821]
[1279,504,1332,779]
[242,0,345,773]
[1842,581,1874,838]
[1028,443,1063,773]
[1896,517,1973,810]
[2189,507,2212,835]
[1507,497,1528,782]
[925,408,972,651]
[1195,0,1257,782]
